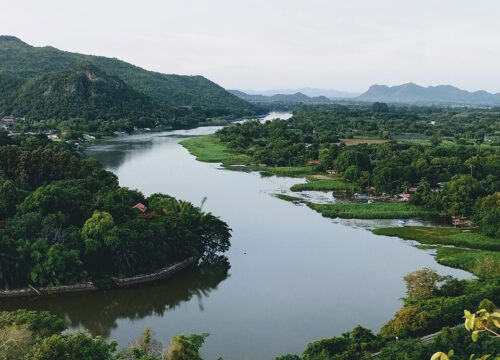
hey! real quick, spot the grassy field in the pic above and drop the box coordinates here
[372,225,500,278]
[435,247,500,277]
[307,202,438,219]
[180,135,252,165]
[181,136,315,177]
[337,138,388,146]
[372,226,500,251]
[256,166,315,177]
[291,178,360,192]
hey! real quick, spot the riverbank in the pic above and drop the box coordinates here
[372,226,500,251]
[0,257,198,298]
[291,177,360,192]
[180,134,316,176]
[307,202,438,219]
[372,226,500,276]
[180,135,252,165]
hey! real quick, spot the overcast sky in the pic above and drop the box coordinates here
[2,0,500,93]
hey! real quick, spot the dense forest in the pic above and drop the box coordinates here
[0,36,258,132]
[0,132,231,289]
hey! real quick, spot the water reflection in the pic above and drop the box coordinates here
[0,259,230,338]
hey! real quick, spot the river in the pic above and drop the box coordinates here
[3,112,471,359]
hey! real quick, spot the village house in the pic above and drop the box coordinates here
[399,193,411,201]
[132,203,148,213]
[2,115,14,123]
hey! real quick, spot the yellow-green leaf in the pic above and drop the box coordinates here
[471,330,479,342]
[431,352,450,360]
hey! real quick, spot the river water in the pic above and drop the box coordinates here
[3,112,471,359]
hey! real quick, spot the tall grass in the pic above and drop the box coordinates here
[307,202,437,219]
[372,226,500,251]
[291,179,360,192]
[180,135,252,165]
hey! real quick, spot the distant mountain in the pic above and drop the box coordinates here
[358,82,500,105]
[0,36,253,122]
[229,90,333,104]
[241,88,360,99]
[1,62,172,121]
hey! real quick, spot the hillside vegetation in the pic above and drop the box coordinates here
[0,36,255,130]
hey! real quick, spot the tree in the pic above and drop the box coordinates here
[372,102,389,113]
[29,332,116,360]
[440,175,481,216]
[82,211,116,253]
[0,324,32,360]
[344,165,362,182]
[431,306,500,360]
[165,333,209,360]
[404,268,442,299]
[474,192,500,237]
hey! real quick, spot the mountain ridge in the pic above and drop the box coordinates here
[229,90,333,104]
[0,36,253,120]
[358,82,500,105]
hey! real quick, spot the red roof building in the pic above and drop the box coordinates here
[307,160,321,165]
[400,193,411,201]
[132,203,148,213]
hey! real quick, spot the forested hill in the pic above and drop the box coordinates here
[0,36,253,121]
[359,82,500,105]
[0,62,172,121]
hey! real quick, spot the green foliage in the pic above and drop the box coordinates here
[165,333,209,360]
[180,135,252,165]
[372,227,500,251]
[290,178,360,192]
[440,175,482,216]
[276,355,302,360]
[0,136,231,289]
[474,192,500,237]
[0,310,66,338]
[212,106,500,237]
[380,278,500,338]
[435,248,500,278]
[307,202,437,219]
[28,332,116,360]
[404,268,443,299]
[0,36,256,133]
[301,326,381,360]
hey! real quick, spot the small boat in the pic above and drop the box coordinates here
[397,219,407,227]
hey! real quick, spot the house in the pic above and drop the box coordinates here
[408,187,418,193]
[133,203,148,213]
[307,160,320,165]
[399,193,411,201]
[2,115,14,123]
[326,169,336,175]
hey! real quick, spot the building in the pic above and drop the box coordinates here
[399,193,411,201]
[132,203,148,213]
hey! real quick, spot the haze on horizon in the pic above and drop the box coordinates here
[2,0,500,93]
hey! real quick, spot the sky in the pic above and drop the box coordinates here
[2,0,500,93]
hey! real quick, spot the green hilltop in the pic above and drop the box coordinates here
[0,36,254,129]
